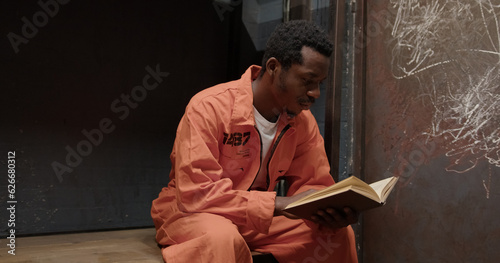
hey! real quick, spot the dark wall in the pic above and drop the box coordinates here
[0,0,259,236]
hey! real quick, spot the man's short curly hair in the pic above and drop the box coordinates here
[261,20,333,75]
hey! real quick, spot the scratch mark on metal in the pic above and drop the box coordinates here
[386,0,499,197]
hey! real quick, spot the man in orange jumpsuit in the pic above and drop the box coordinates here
[151,20,358,263]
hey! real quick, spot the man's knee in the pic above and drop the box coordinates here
[160,212,248,249]
[200,219,247,249]
[160,214,251,262]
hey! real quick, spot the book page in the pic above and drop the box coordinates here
[287,176,379,207]
[293,176,364,203]
[369,177,398,202]
[284,176,400,216]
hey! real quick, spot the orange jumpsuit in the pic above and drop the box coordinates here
[151,66,358,263]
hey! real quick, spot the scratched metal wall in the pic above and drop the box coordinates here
[362,0,500,262]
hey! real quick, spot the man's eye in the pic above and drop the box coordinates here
[303,79,313,85]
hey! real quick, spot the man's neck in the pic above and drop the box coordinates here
[252,77,280,123]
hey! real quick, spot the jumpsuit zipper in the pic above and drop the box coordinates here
[265,124,291,190]
[247,126,263,190]
[247,124,291,191]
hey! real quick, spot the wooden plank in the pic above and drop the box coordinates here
[1,228,163,263]
[1,228,275,262]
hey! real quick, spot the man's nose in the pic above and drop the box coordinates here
[307,85,320,99]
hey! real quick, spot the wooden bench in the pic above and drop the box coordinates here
[1,228,277,262]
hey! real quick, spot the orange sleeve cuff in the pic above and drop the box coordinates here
[246,191,276,234]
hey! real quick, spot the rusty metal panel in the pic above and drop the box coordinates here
[362,0,500,262]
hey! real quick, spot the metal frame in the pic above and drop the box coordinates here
[324,0,347,183]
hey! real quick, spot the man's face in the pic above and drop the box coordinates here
[273,46,330,118]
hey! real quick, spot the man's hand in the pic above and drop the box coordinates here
[274,189,359,230]
[310,207,358,230]
[274,189,316,218]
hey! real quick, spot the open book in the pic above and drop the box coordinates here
[283,176,399,220]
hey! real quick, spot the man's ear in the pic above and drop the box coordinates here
[265,57,281,78]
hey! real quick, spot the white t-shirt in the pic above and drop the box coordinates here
[251,106,279,190]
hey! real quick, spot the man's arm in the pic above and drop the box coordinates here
[172,100,276,234]
[273,189,358,230]
[277,112,359,230]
